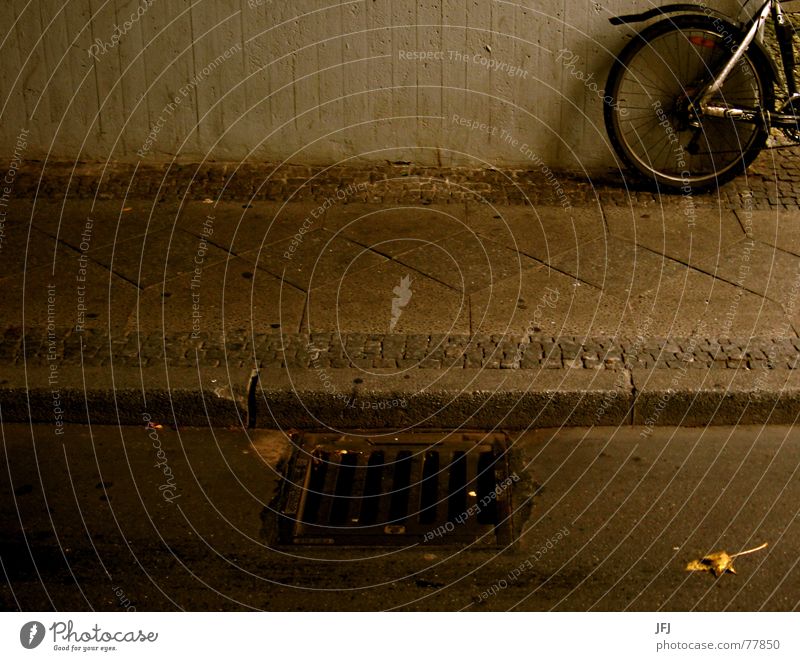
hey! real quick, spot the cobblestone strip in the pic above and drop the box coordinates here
[10,153,800,210]
[5,327,800,371]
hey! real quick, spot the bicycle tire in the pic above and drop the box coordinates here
[604,14,774,191]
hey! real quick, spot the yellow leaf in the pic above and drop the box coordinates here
[686,551,736,577]
[686,542,768,578]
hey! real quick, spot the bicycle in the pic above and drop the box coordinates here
[604,0,800,191]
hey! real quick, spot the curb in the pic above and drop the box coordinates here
[3,367,800,429]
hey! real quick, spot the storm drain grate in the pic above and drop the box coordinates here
[278,431,513,546]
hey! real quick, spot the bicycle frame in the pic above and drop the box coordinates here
[699,0,773,102]
[611,0,800,130]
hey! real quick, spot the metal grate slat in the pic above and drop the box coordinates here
[343,452,369,526]
[306,452,340,534]
[278,432,513,546]
[399,455,427,535]
[378,450,403,533]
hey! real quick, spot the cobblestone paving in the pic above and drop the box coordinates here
[11,153,800,211]
[5,327,800,371]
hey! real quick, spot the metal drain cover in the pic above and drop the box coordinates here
[277,431,513,546]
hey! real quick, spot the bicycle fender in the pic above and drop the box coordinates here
[609,4,729,26]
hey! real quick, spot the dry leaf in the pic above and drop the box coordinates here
[686,542,768,577]
[686,551,736,577]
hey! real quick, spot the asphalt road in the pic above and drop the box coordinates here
[1,423,799,611]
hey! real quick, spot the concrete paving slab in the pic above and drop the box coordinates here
[305,259,470,334]
[0,198,33,226]
[317,202,449,233]
[605,206,745,267]
[90,226,230,290]
[325,204,468,257]
[629,267,794,338]
[694,239,800,309]
[469,265,636,336]
[0,255,138,333]
[550,235,690,301]
[737,208,800,256]
[177,200,323,254]
[248,228,387,292]
[130,257,306,335]
[0,224,64,279]
[31,199,180,249]
[466,204,607,262]
[393,231,540,294]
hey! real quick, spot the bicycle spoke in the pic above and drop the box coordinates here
[605,16,767,188]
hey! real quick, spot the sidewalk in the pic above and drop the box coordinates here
[3,163,800,428]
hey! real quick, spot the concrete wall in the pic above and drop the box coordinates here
[0,0,743,171]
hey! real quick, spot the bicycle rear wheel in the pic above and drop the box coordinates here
[605,15,773,191]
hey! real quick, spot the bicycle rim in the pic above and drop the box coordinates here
[609,23,767,189]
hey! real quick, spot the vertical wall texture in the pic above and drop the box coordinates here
[0,0,744,170]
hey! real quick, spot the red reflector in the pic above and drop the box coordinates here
[689,36,717,48]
